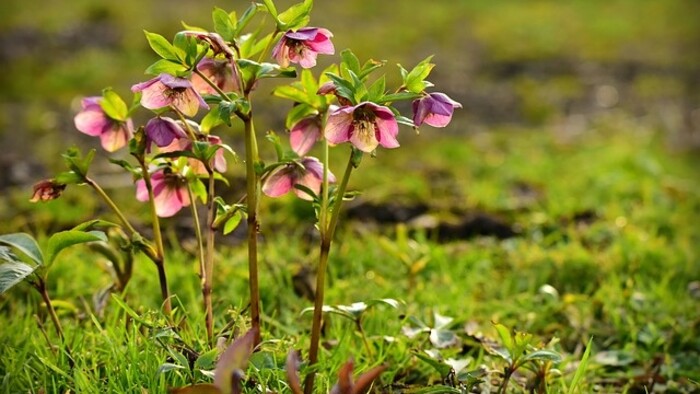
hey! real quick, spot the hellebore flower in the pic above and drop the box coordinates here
[412,92,462,128]
[163,134,228,175]
[272,27,334,68]
[191,58,238,95]
[135,168,190,217]
[262,157,335,200]
[131,73,208,117]
[290,116,322,156]
[325,102,400,153]
[74,97,134,152]
[144,116,188,151]
[30,179,66,202]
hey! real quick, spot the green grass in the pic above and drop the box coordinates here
[2,120,698,392]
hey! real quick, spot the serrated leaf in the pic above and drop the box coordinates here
[144,30,179,61]
[0,233,43,265]
[45,230,107,266]
[212,7,236,41]
[100,89,128,121]
[273,85,310,105]
[0,258,38,294]
[367,76,386,102]
[403,55,435,93]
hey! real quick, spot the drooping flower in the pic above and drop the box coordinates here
[144,116,188,151]
[190,58,238,95]
[135,168,190,217]
[412,92,462,128]
[290,116,322,156]
[325,102,400,153]
[74,97,134,152]
[30,179,66,202]
[131,73,208,117]
[272,27,334,68]
[262,157,335,200]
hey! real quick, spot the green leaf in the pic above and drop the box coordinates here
[100,89,128,121]
[144,30,179,61]
[567,338,593,394]
[223,212,243,235]
[195,348,219,371]
[45,230,107,266]
[285,104,316,129]
[145,59,189,76]
[278,0,313,30]
[494,323,515,353]
[0,233,43,265]
[403,55,435,93]
[521,349,562,363]
[54,171,83,185]
[201,106,224,133]
[378,91,421,104]
[212,7,236,42]
[71,220,120,232]
[358,59,386,80]
[415,352,453,378]
[340,49,361,77]
[235,3,261,36]
[273,85,310,105]
[367,76,386,102]
[325,73,356,105]
[260,0,278,18]
[0,254,38,294]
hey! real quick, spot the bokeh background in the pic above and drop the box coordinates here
[1,0,699,230]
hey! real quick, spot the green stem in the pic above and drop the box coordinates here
[204,171,216,344]
[187,185,209,338]
[356,319,374,359]
[35,278,74,367]
[174,108,199,140]
[138,164,171,314]
[244,114,262,346]
[194,68,231,100]
[304,152,355,394]
[86,177,138,236]
[257,29,280,64]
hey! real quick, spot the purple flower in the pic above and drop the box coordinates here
[135,168,190,217]
[191,58,238,95]
[290,116,322,156]
[144,117,188,151]
[74,97,134,152]
[262,157,335,200]
[272,27,334,68]
[325,102,400,153]
[412,92,462,128]
[131,73,208,117]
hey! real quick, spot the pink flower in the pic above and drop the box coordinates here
[190,58,238,95]
[412,92,462,128]
[325,102,400,153]
[272,27,334,68]
[290,116,322,156]
[74,97,134,152]
[131,73,208,117]
[262,157,335,200]
[135,168,190,217]
[144,117,188,151]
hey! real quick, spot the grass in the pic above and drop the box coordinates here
[2,118,699,392]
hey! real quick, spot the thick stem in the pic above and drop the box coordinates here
[244,115,262,346]
[204,172,216,343]
[304,153,354,394]
[139,164,171,314]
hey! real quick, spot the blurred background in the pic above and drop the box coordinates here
[0,0,699,232]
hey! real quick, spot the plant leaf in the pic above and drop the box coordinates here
[521,349,562,363]
[0,258,38,294]
[144,30,180,61]
[214,327,258,394]
[0,233,43,265]
[168,384,221,394]
[285,350,303,394]
[45,230,107,266]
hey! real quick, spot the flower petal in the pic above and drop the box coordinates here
[153,185,186,217]
[373,106,400,149]
[306,31,334,55]
[99,124,131,152]
[290,117,321,156]
[295,171,322,200]
[74,108,109,137]
[262,166,294,197]
[324,106,355,145]
[139,81,172,110]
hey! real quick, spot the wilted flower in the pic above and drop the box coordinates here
[191,58,238,95]
[135,168,190,217]
[144,116,188,151]
[272,27,334,68]
[290,116,322,156]
[262,157,335,200]
[74,97,134,152]
[30,179,66,202]
[325,102,399,153]
[412,92,462,128]
[131,73,208,117]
